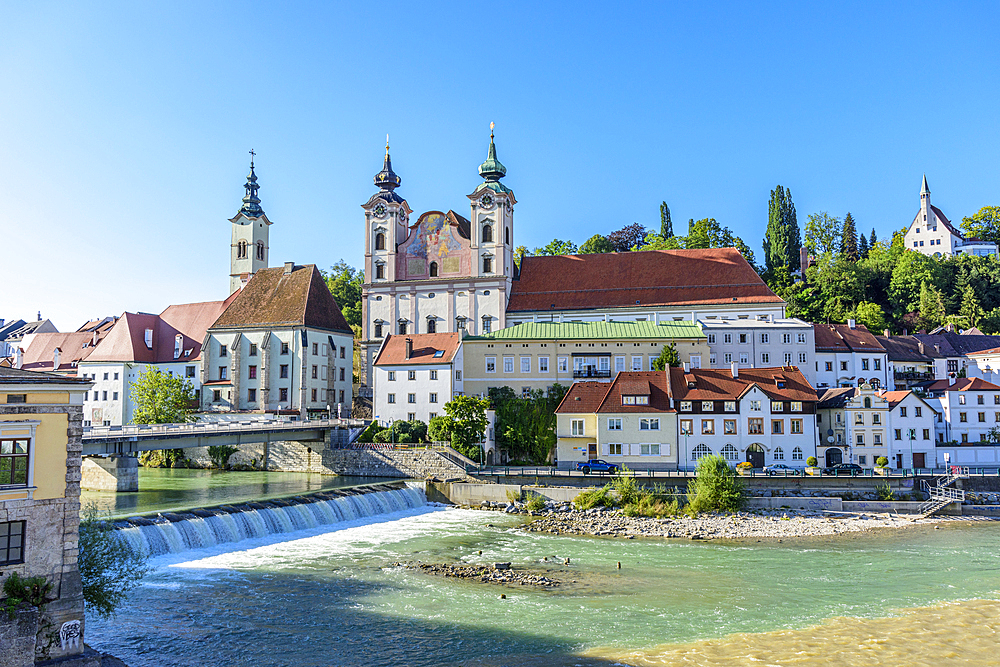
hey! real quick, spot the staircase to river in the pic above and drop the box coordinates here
[918,467,968,518]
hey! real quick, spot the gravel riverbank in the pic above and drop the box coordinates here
[473,501,965,540]
[392,561,561,587]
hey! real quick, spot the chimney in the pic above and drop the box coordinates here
[918,341,925,355]
[902,328,908,336]
[683,362,690,373]
[934,344,941,354]
[731,361,738,378]
[949,374,956,386]
[883,329,890,337]
[405,337,413,360]
[92,331,99,347]
[284,261,294,275]
[52,347,61,370]
[848,319,856,329]
[14,348,23,369]
[37,311,41,321]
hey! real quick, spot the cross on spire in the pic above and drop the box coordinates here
[249,148,256,168]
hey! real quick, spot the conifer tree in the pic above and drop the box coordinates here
[764,185,799,272]
[869,228,877,249]
[961,284,984,328]
[842,212,859,261]
[660,201,673,239]
[919,281,946,331]
[858,233,869,258]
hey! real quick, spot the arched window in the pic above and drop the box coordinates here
[482,225,493,243]
[426,318,436,334]
[721,444,739,460]
[792,446,803,461]
[375,263,385,280]
[483,256,493,273]
[693,444,712,460]
[505,227,510,245]
[375,233,385,250]
[429,261,438,277]
[237,240,248,259]
[256,241,264,260]
[870,378,880,389]
[773,447,784,461]
[864,397,872,408]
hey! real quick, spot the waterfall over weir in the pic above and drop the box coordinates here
[117,483,426,557]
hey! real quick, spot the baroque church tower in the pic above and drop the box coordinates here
[359,129,516,390]
[230,152,272,294]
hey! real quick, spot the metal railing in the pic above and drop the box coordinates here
[83,417,365,440]
[573,369,612,379]
[469,466,1000,479]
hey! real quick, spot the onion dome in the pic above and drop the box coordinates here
[478,123,507,182]
[374,137,401,192]
[239,150,264,217]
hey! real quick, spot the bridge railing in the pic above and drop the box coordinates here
[83,417,366,440]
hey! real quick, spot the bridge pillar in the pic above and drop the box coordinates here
[81,456,139,492]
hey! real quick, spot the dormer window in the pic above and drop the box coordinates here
[174,334,183,359]
[680,401,692,411]
[144,329,153,349]
[622,395,649,405]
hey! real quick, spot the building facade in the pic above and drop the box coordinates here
[925,377,1000,445]
[701,317,815,385]
[372,333,463,426]
[904,175,997,258]
[883,390,938,469]
[813,322,888,389]
[360,134,517,390]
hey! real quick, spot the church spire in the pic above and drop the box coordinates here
[921,173,930,196]
[478,122,507,182]
[374,135,401,192]
[240,149,264,217]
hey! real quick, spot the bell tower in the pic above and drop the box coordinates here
[467,123,516,293]
[229,150,272,294]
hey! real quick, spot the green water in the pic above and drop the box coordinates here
[85,504,1000,666]
[80,468,401,517]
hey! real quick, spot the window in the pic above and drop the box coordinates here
[388,371,396,381]
[740,353,749,364]
[748,418,763,434]
[388,393,396,404]
[680,419,693,435]
[900,406,907,417]
[723,334,732,344]
[739,334,748,344]
[219,344,228,357]
[874,359,881,371]
[723,419,737,435]
[248,388,256,402]
[622,395,650,405]
[503,357,514,373]
[962,433,969,443]
[750,400,761,411]
[799,353,807,364]
[521,357,530,373]
[862,358,870,371]
[915,406,922,417]
[483,256,493,273]
[631,356,643,371]
[784,353,792,365]
[102,391,107,400]
[430,370,438,380]
[375,232,385,250]
[771,401,783,412]
[245,365,256,380]
[895,429,902,440]
[376,264,385,279]
[640,418,659,430]
[701,419,714,435]
[790,401,802,412]
[873,433,882,445]
[773,447,784,460]
[825,361,833,372]
[340,368,346,382]
[429,393,438,403]
[407,370,416,381]
[571,420,585,436]
[856,433,864,445]
[979,412,986,423]
[798,333,807,344]
[280,365,289,379]
[112,392,118,400]
[103,372,109,380]
[609,443,623,455]
[0,521,26,565]
[640,444,661,456]
[702,401,714,411]
[680,401,692,411]
[186,366,196,378]
[256,242,264,260]
[923,428,930,440]
[558,357,568,373]
[858,455,867,466]
[708,334,716,344]
[311,388,318,402]
[790,419,802,434]
[840,361,848,371]
[427,319,436,333]
[872,413,881,425]
[761,333,769,344]
[792,447,803,461]
[693,444,712,459]
[92,391,98,401]
[429,262,438,277]
[486,357,496,373]
[281,342,289,355]
[114,372,119,380]
[429,412,437,420]
[408,413,416,421]
[608,418,622,431]
[398,321,408,335]
[855,412,864,425]
[0,439,30,486]
[959,394,967,405]
[219,366,228,380]
[539,356,549,373]
[724,401,736,412]
[721,444,738,460]
[960,412,968,422]
[249,343,258,357]
[772,419,783,434]
[978,394,986,405]
[482,317,492,334]
[279,388,288,402]
[237,240,248,258]
[213,390,221,402]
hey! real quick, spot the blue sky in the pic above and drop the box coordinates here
[2,2,998,328]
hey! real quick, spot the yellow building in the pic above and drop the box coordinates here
[462,321,708,398]
[0,367,93,665]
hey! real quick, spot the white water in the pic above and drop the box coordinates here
[119,487,426,558]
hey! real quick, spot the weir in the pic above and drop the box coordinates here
[115,482,426,557]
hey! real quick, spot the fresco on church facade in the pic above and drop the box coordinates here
[397,211,470,279]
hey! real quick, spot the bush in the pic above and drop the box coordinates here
[79,507,150,619]
[505,488,522,503]
[876,456,889,468]
[611,470,642,506]
[208,445,239,469]
[876,480,895,501]
[524,492,546,513]
[405,420,428,443]
[686,454,745,515]
[573,484,616,510]
[138,448,186,468]
[806,456,818,467]
[2,572,52,618]
[428,415,456,443]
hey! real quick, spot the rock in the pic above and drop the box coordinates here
[494,562,511,571]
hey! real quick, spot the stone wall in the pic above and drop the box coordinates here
[81,456,138,492]
[0,607,39,667]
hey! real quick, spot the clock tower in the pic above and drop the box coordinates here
[229,152,272,295]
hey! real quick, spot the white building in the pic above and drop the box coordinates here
[201,263,354,418]
[841,383,889,469]
[372,332,464,426]
[882,390,938,469]
[904,175,997,258]
[924,377,1000,445]
[700,317,815,385]
[813,321,888,389]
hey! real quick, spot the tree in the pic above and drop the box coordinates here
[686,454,745,514]
[513,245,530,267]
[651,343,681,370]
[489,384,567,463]
[869,228,877,249]
[804,212,842,256]
[961,284,984,329]
[579,234,616,254]
[130,366,196,425]
[427,415,455,443]
[918,281,946,331]
[607,223,648,252]
[322,260,363,329]
[660,201,673,239]
[763,185,799,273]
[858,233,869,259]
[533,239,578,256]
[960,206,1000,246]
[443,395,489,457]
[851,301,887,334]
[78,507,150,619]
[841,212,859,261]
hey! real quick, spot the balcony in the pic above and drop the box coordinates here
[894,371,934,381]
[573,369,612,379]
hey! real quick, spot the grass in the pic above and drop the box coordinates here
[572,475,685,518]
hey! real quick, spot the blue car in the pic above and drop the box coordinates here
[577,459,620,475]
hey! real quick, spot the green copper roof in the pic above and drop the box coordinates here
[466,320,705,341]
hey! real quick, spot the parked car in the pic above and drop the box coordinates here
[576,459,620,475]
[823,463,864,476]
[763,464,802,476]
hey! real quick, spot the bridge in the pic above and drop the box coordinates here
[82,417,368,456]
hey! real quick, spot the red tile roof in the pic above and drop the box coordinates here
[596,371,674,413]
[211,264,352,333]
[668,366,817,402]
[813,323,885,353]
[373,332,462,366]
[508,248,782,313]
[878,390,912,409]
[555,381,612,414]
[18,332,103,373]
[925,377,1000,392]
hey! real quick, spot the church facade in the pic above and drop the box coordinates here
[360,132,517,387]
[904,175,996,258]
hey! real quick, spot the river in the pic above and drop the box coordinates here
[86,493,1000,666]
